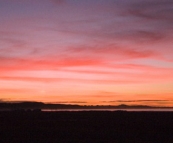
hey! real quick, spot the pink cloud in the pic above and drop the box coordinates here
[67,44,161,61]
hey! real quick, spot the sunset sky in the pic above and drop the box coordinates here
[0,0,173,106]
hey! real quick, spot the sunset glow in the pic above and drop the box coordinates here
[0,0,173,106]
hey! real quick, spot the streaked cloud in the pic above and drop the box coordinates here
[104,100,173,103]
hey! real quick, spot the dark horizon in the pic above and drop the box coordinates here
[1,101,173,110]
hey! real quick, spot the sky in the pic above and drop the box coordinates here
[0,0,173,106]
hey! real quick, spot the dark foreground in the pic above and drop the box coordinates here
[0,111,173,143]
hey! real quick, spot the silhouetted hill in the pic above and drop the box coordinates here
[0,101,172,110]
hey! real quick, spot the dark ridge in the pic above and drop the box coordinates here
[0,101,172,110]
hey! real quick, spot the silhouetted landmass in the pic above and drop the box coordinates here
[0,111,173,143]
[0,101,172,110]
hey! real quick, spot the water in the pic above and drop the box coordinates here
[1,108,173,112]
[42,108,173,112]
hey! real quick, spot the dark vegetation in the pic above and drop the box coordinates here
[0,111,173,143]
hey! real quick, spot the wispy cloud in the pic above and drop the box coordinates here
[104,100,173,103]
[51,0,65,5]
[127,0,173,22]
[67,44,160,62]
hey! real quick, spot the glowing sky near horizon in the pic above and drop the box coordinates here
[0,0,173,106]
